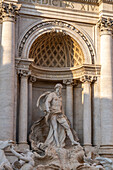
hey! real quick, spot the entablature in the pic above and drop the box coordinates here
[30,64,101,81]
[19,0,99,18]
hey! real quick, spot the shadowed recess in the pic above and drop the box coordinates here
[29,32,84,68]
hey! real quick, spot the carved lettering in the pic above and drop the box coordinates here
[52,0,59,6]
[81,4,85,10]
[90,5,95,11]
[65,2,74,8]
[42,0,48,5]
[19,0,98,11]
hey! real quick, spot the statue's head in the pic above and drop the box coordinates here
[54,83,63,95]
[54,83,63,89]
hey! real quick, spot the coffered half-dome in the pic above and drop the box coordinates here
[29,32,84,68]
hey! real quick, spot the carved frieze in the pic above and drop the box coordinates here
[0,2,21,20]
[98,17,113,32]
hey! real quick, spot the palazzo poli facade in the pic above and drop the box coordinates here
[0,0,113,162]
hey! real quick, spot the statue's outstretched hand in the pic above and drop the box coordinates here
[10,145,15,151]
[7,140,14,147]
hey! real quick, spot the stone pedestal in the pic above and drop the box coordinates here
[0,2,21,140]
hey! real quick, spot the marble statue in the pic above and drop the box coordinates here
[10,146,35,170]
[0,140,13,170]
[29,83,113,169]
[36,83,79,148]
[96,157,113,170]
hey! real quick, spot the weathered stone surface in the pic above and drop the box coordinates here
[34,145,84,170]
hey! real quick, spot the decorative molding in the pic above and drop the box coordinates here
[0,2,21,20]
[80,75,97,83]
[30,64,100,81]
[19,20,95,64]
[98,17,113,32]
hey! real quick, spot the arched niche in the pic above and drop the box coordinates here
[18,20,97,65]
[29,32,84,68]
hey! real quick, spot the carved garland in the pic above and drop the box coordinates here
[19,20,95,64]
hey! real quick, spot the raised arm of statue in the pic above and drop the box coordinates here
[10,146,29,162]
[45,93,53,113]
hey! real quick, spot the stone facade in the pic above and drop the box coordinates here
[0,0,113,161]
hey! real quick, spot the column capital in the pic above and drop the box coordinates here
[98,17,113,35]
[63,79,77,86]
[63,79,73,85]
[80,75,97,83]
[29,76,37,83]
[18,69,31,77]
[0,2,21,21]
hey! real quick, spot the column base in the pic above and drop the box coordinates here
[99,145,113,159]
[16,143,30,152]
[83,144,92,147]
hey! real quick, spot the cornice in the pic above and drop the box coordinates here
[30,64,101,81]
[98,0,113,5]
[70,0,98,5]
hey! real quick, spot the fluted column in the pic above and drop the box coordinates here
[0,2,21,140]
[63,79,74,127]
[18,70,30,144]
[80,76,92,146]
[98,17,113,147]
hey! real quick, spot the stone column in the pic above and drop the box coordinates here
[18,70,30,144]
[0,2,21,140]
[80,76,92,147]
[98,18,113,148]
[28,76,36,131]
[63,79,74,127]
[93,77,101,146]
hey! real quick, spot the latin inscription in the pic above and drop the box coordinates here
[21,0,99,12]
